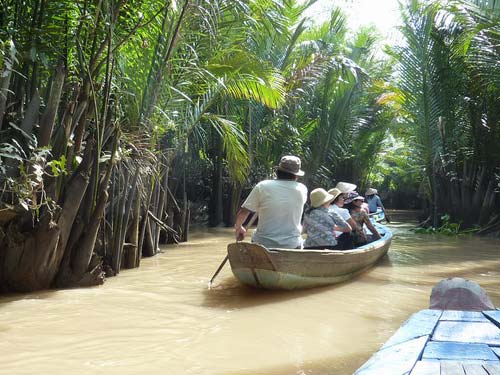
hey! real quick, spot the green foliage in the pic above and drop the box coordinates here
[2,0,498,232]
[413,214,479,235]
[380,0,500,227]
[1,145,56,216]
[47,155,67,177]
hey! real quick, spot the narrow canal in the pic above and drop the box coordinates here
[2,212,500,375]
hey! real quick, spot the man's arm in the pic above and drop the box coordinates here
[364,214,381,239]
[347,217,357,232]
[331,211,352,232]
[234,207,254,241]
[377,196,385,210]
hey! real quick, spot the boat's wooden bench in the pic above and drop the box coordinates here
[355,309,500,374]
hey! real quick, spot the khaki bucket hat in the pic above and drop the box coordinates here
[365,188,378,195]
[327,188,343,202]
[276,155,305,176]
[310,188,335,208]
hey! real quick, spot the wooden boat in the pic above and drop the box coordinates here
[355,279,500,374]
[227,223,392,290]
[355,309,500,374]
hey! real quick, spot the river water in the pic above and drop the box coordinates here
[1,212,500,375]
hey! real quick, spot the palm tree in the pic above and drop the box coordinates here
[389,0,500,230]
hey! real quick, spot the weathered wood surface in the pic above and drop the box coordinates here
[354,336,428,375]
[382,310,442,349]
[410,361,440,375]
[432,321,500,346]
[440,311,490,322]
[483,310,500,327]
[355,309,500,375]
[422,342,498,361]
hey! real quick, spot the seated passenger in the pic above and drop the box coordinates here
[344,193,381,246]
[328,188,357,249]
[334,182,370,214]
[303,188,351,249]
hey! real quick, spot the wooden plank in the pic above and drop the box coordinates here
[440,311,489,322]
[422,342,498,361]
[462,363,489,375]
[491,347,500,358]
[441,361,465,375]
[483,362,500,375]
[432,321,500,346]
[355,335,429,375]
[483,310,500,328]
[409,361,440,375]
[382,310,442,349]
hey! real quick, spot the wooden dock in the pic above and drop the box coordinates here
[355,309,500,374]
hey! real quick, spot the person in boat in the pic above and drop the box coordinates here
[303,188,351,249]
[365,188,385,214]
[344,193,381,246]
[333,182,370,214]
[233,155,308,248]
[328,188,357,249]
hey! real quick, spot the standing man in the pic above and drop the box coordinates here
[233,155,308,248]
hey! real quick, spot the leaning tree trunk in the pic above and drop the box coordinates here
[0,145,93,292]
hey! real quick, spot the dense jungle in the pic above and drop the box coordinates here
[0,0,499,293]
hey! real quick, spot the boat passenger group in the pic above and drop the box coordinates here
[234,155,386,250]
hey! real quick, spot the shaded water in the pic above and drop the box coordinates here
[1,211,500,375]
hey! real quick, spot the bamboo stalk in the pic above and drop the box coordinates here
[0,40,15,130]
[110,167,129,274]
[137,176,155,262]
[115,165,140,272]
[122,194,141,269]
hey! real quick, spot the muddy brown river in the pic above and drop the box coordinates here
[1,212,500,374]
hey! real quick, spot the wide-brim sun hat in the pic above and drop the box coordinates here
[327,188,343,202]
[310,188,335,208]
[276,155,305,176]
[365,188,378,195]
[335,181,357,193]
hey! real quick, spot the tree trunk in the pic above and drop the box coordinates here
[38,62,66,148]
[1,146,93,292]
[122,196,141,269]
[0,40,15,130]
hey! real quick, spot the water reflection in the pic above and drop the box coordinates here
[1,211,500,375]
[202,279,340,310]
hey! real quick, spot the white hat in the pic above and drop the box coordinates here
[335,182,357,193]
[365,188,378,195]
[310,188,335,208]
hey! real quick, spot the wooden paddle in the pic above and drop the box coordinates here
[208,213,258,288]
[207,255,229,289]
[384,210,391,223]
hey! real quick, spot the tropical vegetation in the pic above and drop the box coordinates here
[0,0,498,292]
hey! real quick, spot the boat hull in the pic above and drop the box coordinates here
[369,209,385,223]
[227,224,392,290]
